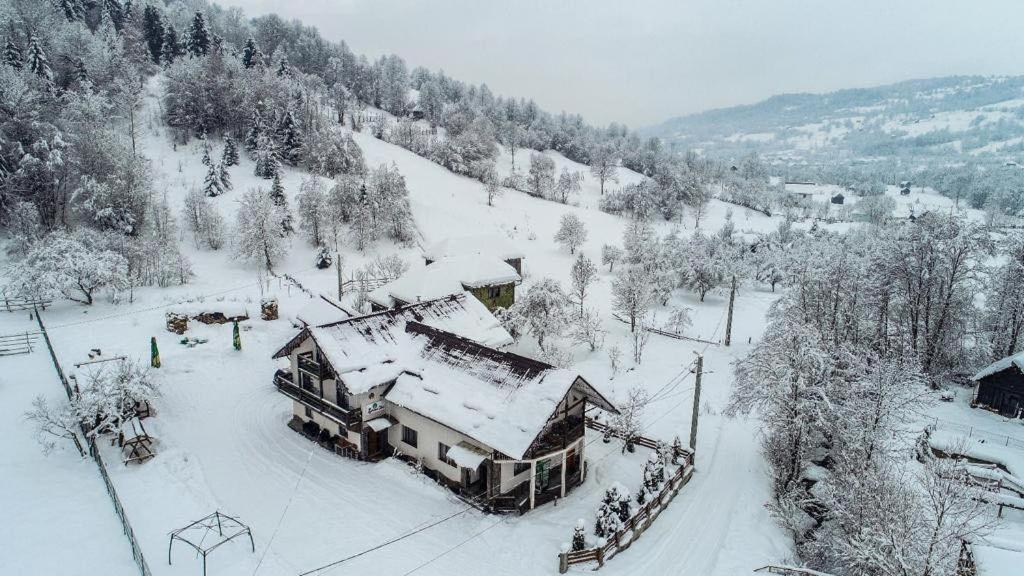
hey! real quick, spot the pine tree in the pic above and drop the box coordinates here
[73,59,88,83]
[315,245,332,269]
[27,36,52,81]
[276,110,303,166]
[269,172,293,235]
[222,138,239,166]
[241,37,259,68]
[56,0,84,22]
[218,162,232,191]
[245,107,264,156]
[571,520,586,552]
[200,141,212,167]
[254,135,279,179]
[161,25,183,65]
[3,38,22,70]
[350,184,375,251]
[141,5,164,64]
[104,0,126,31]
[187,12,210,58]
[203,163,223,197]
[276,54,290,77]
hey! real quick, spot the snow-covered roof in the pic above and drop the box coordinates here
[368,257,520,308]
[295,296,351,326]
[384,322,600,460]
[445,442,490,469]
[973,545,1024,576]
[423,235,525,262]
[972,351,1024,381]
[275,294,512,390]
[272,294,617,459]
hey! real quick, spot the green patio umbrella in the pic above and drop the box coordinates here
[150,336,161,368]
[232,320,241,351]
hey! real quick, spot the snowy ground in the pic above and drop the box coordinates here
[0,315,137,576]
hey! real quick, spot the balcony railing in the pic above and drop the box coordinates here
[297,355,320,375]
[274,370,360,427]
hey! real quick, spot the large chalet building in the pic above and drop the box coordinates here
[271,293,618,513]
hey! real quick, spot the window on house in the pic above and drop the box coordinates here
[304,406,312,419]
[438,442,455,467]
[402,426,418,448]
[488,286,501,299]
[336,383,349,409]
[513,462,531,475]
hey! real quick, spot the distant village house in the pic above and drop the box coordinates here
[971,351,1024,418]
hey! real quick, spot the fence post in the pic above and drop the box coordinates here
[596,546,605,567]
[558,552,568,574]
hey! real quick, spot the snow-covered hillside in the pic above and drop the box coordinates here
[2,74,796,576]
[647,75,1024,163]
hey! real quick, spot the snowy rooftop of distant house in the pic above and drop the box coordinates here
[272,295,616,460]
[973,544,1024,576]
[295,296,351,327]
[972,351,1024,381]
[423,235,525,262]
[367,257,520,308]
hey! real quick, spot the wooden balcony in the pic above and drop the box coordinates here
[274,369,360,427]
[523,415,584,459]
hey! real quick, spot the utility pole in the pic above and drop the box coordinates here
[724,275,736,347]
[689,353,703,455]
[336,254,343,300]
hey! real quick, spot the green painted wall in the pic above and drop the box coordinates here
[470,282,516,311]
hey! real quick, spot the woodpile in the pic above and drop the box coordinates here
[166,313,188,334]
[261,298,279,321]
[194,311,248,325]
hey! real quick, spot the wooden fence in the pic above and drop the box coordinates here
[584,416,692,455]
[558,462,695,573]
[0,331,39,356]
[754,566,834,576]
[1,296,51,312]
[35,311,153,576]
[611,314,720,346]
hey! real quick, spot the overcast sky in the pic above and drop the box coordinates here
[219,0,1024,128]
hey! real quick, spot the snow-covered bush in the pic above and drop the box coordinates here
[4,228,128,305]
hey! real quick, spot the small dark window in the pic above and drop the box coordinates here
[402,426,418,448]
[438,442,455,467]
[304,407,313,419]
[513,462,531,475]
[488,286,501,299]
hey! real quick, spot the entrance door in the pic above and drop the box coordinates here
[362,427,383,459]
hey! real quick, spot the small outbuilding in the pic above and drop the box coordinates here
[830,193,845,205]
[971,351,1024,418]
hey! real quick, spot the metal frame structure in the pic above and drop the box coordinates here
[168,512,254,576]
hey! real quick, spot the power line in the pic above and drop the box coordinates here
[397,516,507,576]
[253,442,318,575]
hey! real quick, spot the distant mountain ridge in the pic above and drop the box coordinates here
[646,75,1024,163]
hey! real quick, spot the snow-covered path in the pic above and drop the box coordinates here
[604,417,789,575]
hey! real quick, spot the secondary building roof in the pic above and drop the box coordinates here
[972,351,1024,381]
[368,256,520,309]
[423,235,525,262]
[294,296,351,326]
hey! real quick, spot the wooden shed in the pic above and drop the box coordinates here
[971,351,1024,418]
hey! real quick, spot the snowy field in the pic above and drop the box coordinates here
[0,315,137,576]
